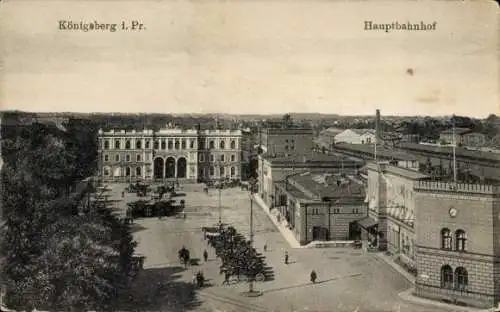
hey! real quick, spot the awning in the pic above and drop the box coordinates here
[357,217,378,229]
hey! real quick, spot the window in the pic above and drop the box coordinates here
[441,265,453,289]
[136,167,142,176]
[125,167,131,176]
[209,140,215,149]
[190,140,195,149]
[311,207,321,215]
[285,145,289,150]
[136,154,141,162]
[352,208,359,214]
[220,141,225,149]
[230,140,236,149]
[455,230,467,251]
[126,154,131,162]
[334,208,340,213]
[175,140,180,150]
[168,140,173,149]
[231,166,235,176]
[199,139,205,150]
[285,140,289,143]
[210,155,215,162]
[115,155,120,162]
[220,166,225,176]
[104,155,109,162]
[161,140,166,150]
[209,166,215,176]
[115,140,121,149]
[103,167,110,176]
[136,140,142,149]
[220,155,225,162]
[231,154,235,162]
[125,140,131,149]
[441,228,452,250]
[154,140,159,150]
[181,139,186,149]
[104,140,110,149]
[145,140,150,149]
[455,267,468,290]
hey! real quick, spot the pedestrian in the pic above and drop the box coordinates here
[310,270,317,283]
[284,251,289,265]
[222,271,230,285]
[121,191,125,198]
[263,243,268,252]
[203,249,208,262]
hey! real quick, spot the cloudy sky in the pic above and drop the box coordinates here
[1,0,498,117]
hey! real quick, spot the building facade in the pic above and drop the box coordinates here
[364,162,428,265]
[259,128,314,156]
[272,172,366,245]
[334,129,376,145]
[414,181,500,308]
[97,127,243,183]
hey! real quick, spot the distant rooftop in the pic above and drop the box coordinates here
[334,143,418,161]
[400,143,500,163]
[365,162,429,180]
[263,152,361,166]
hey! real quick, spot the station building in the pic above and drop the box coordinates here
[97,127,243,183]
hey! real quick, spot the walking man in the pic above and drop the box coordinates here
[284,250,289,265]
[203,249,208,263]
[310,270,317,284]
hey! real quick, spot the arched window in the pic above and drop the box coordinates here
[145,140,150,149]
[441,228,452,250]
[115,154,120,162]
[115,140,121,149]
[199,139,205,150]
[136,140,142,149]
[161,140,166,150]
[220,140,225,149]
[190,140,195,149]
[231,154,235,162]
[455,267,468,290]
[209,140,215,149]
[209,166,215,176]
[136,167,142,176]
[441,265,453,289]
[125,167,131,176]
[103,167,110,176]
[126,154,131,162]
[136,154,141,162]
[181,139,186,149]
[231,167,235,176]
[455,230,467,251]
[104,140,110,149]
[154,140,159,150]
[175,140,180,150]
[220,166,225,176]
[125,140,131,149]
[220,155,225,162]
[168,140,173,149]
[230,140,236,149]
[104,155,109,162]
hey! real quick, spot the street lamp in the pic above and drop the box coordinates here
[247,177,261,296]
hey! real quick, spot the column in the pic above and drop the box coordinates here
[174,159,178,178]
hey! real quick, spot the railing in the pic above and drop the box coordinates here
[415,180,500,194]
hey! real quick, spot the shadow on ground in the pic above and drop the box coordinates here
[118,266,203,311]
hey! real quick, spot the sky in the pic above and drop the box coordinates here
[0,0,498,117]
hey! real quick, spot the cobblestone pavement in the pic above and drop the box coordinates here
[103,183,461,312]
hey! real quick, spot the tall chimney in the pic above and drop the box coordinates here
[375,109,381,144]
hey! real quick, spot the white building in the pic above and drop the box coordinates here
[334,129,376,144]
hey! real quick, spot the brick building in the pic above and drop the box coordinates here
[97,127,242,183]
[258,127,314,156]
[273,172,366,245]
[257,153,363,208]
[414,181,500,308]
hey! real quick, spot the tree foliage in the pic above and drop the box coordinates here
[0,120,136,311]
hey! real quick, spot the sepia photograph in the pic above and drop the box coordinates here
[0,0,498,311]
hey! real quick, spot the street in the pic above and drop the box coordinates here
[105,183,457,312]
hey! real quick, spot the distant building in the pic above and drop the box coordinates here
[439,128,485,147]
[334,129,376,145]
[257,153,363,208]
[273,172,366,245]
[259,128,314,156]
[317,127,344,148]
[414,181,500,309]
[97,127,243,183]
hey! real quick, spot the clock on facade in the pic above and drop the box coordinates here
[449,207,458,218]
